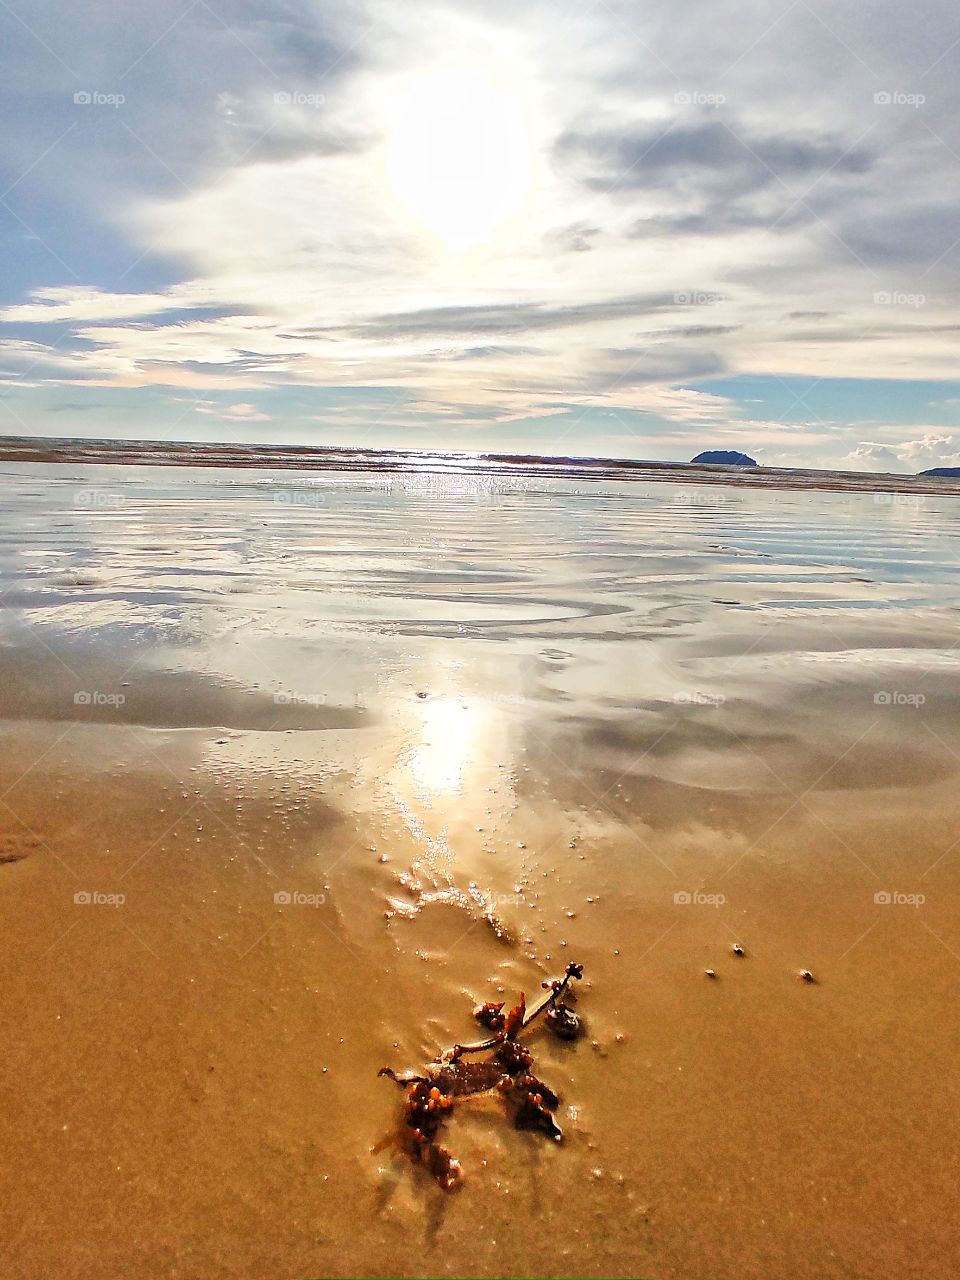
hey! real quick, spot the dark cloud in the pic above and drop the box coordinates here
[591,345,727,384]
[143,352,305,376]
[334,292,695,340]
[556,119,873,195]
[555,116,878,252]
[430,345,544,361]
[228,126,371,166]
[774,320,960,344]
[628,204,811,237]
[837,202,960,266]
[639,325,740,338]
[545,221,603,253]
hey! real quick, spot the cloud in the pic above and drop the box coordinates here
[847,442,902,468]
[331,293,689,340]
[545,221,602,253]
[557,117,875,244]
[556,119,873,194]
[0,284,236,324]
[195,401,271,421]
[847,433,960,472]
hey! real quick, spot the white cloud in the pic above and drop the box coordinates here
[847,433,960,472]
[195,401,271,422]
[0,284,224,324]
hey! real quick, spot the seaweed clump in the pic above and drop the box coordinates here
[379,962,585,1190]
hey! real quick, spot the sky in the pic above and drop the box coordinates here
[1,0,960,471]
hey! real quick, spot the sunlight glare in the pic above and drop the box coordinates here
[383,63,535,252]
[411,698,473,793]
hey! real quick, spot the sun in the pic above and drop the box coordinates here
[383,61,535,252]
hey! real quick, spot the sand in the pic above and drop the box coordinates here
[1,459,959,1279]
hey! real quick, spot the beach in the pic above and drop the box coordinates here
[1,457,959,1279]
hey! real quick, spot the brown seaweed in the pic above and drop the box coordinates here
[378,961,585,1190]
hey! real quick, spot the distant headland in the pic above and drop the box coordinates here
[690,450,758,467]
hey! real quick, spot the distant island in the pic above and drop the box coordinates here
[919,467,960,478]
[691,449,758,467]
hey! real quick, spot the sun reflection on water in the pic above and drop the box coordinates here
[410,698,474,794]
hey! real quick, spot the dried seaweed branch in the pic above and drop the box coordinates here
[378,961,585,1190]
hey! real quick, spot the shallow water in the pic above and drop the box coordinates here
[1,462,959,1279]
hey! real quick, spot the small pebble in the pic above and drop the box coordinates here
[732,943,745,957]
[704,968,717,979]
[798,969,816,983]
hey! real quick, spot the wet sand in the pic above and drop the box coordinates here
[1,461,959,1279]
